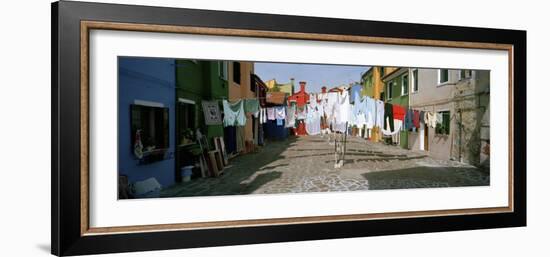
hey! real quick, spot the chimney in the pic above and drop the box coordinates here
[299,81,306,92]
[321,86,327,94]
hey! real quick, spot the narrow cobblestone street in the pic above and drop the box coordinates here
[162,135,489,197]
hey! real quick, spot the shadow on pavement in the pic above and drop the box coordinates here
[240,171,282,194]
[258,163,290,170]
[361,166,490,190]
[161,137,298,197]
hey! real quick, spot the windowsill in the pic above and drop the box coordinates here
[437,81,453,87]
[135,148,169,165]
[142,148,168,155]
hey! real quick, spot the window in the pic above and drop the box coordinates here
[401,74,409,95]
[438,69,449,84]
[130,104,169,163]
[233,61,241,85]
[412,69,419,92]
[386,81,393,100]
[435,111,450,135]
[459,69,472,80]
[218,61,228,80]
[178,102,195,133]
[379,67,384,77]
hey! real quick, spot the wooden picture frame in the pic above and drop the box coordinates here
[52,1,526,256]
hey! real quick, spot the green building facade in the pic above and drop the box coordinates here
[175,60,228,145]
[382,68,410,149]
[361,68,375,98]
[383,70,409,108]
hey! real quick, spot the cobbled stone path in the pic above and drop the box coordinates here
[161,135,489,197]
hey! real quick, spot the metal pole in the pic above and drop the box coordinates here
[343,122,348,166]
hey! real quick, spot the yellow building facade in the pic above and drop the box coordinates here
[362,67,398,100]
[265,78,295,95]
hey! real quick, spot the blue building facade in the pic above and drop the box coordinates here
[118,57,176,188]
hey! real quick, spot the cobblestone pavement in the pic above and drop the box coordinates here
[161,135,489,197]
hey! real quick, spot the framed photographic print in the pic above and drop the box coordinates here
[51,0,526,256]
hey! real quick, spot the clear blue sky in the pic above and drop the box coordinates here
[254,62,370,93]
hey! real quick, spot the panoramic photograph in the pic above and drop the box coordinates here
[117,57,490,199]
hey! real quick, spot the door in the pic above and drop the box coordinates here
[419,124,425,151]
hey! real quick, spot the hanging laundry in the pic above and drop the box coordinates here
[384,103,394,132]
[316,98,324,117]
[222,100,246,127]
[305,102,321,135]
[333,90,351,132]
[275,106,286,120]
[309,93,317,104]
[381,116,402,136]
[201,100,222,125]
[349,84,363,104]
[317,92,326,104]
[285,104,296,128]
[267,107,275,120]
[404,108,414,130]
[419,111,425,125]
[350,94,367,127]
[244,99,260,117]
[424,111,437,128]
[296,106,307,120]
[339,90,351,124]
[275,106,286,125]
[375,99,385,128]
[365,96,376,129]
[259,108,267,124]
[392,104,406,121]
[413,110,420,128]
[324,92,338,122]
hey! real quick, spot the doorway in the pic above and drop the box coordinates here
[423,124,429,151]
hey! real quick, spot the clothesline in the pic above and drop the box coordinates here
[206,90,447,135]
